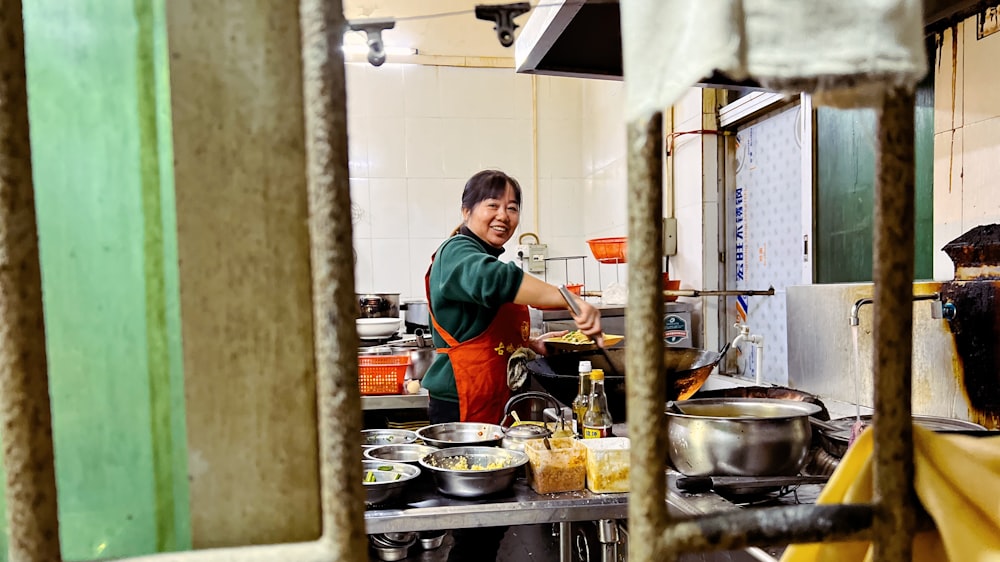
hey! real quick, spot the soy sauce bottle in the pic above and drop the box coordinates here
[582,369,613,439]
[571,361,592,438]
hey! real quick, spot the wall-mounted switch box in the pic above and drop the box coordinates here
[516,243,548,273]
[663,217,678,256]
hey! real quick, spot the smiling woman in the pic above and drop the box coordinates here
[420,169,605,562]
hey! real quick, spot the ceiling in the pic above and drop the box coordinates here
[342,0,518,58]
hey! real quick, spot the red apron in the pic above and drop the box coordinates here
[426,261,531,423]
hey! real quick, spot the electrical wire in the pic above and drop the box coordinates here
[364,0,621,24]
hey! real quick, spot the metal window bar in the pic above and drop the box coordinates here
[625,88,918,561]
[0,0,919,558]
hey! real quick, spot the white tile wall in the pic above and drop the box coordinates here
[932,25,964,135]
[932,14,1000,280]
[961,18,1000,126]
[347,63,614,301]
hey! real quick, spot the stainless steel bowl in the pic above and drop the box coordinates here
[666,397,821,477]
[362,461,420,506]
[419,530,447,550]
[371,544,408,562]
[418,446,528,497]
[363,444,440,465]
[361,429,418,449]
[415,422,504,449]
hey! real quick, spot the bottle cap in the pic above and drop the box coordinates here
[578,360,592,373]
[589,368,605,381]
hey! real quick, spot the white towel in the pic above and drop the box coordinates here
[621,0,928,122]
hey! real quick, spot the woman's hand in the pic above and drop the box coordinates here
[570,298,604,346]
[528,330,568,355]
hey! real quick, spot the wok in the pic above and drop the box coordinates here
[814,414,988,458]
[524,345,728,421]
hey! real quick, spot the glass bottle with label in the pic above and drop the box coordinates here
[582,369,613,439]
[571,360,592,437]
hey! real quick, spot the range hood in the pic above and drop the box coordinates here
[512,0,763,89]
[515,0,993,83]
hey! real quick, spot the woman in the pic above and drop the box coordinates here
[422,169,604,425]
[422,169,604,562]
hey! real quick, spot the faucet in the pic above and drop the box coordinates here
[849,293,944,327]
[732,323,765,385]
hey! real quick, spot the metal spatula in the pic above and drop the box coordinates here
[557,285,622,378]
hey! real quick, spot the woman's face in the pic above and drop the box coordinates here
[463,183,520,248]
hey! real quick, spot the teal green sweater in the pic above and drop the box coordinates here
[421,233,524,402]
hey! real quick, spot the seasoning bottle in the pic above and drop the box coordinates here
[582,369,613,439]
[571,360,592,437]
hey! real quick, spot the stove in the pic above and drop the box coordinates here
[359,332,404,350]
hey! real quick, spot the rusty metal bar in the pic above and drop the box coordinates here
[625,113,669,562]
[662,504,875,552]
[871,87,918,560]
[0,1,64,560]
[298,0,368,554]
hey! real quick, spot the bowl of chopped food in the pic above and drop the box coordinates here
[418,446,528,497]
[363,460,421,506]
[361,429,418,449]
[415,422,504,449]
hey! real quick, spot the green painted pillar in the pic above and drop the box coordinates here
[0,0,191,559]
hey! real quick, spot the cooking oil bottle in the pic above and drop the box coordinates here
[582,369,613,439]
[571,360,592,437]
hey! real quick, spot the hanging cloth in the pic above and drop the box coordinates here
[620,0,928,120]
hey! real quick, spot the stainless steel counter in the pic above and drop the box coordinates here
[365,478,627,534]
[361,389,429,411]
[364,470,765,535]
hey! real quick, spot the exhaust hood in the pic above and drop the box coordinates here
[512,0,762,89]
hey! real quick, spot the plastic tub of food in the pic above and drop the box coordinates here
[524,437,586,494]
[581,437,630,493]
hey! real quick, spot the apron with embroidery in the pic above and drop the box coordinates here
[426,263,531,423]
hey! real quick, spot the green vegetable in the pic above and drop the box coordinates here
[364,471,376,483]
[394,474,401,480]
[378,465,394,471]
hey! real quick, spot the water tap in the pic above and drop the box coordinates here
[732,323,765,385]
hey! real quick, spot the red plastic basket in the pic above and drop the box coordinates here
[587,237,627,264]
[358,355,410,395]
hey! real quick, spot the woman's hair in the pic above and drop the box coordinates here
[461,170,522,212]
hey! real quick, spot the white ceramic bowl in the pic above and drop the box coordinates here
[357,317,401,339]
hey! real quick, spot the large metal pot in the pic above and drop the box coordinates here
[666,397,821,477]
[357,293,400,319]
[401,300,429,332]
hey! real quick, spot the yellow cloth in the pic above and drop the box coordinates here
[781,425,1000,561]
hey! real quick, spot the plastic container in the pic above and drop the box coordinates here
[524,437,586,494]
[582,437,630,493]
[662,273,681,302]
[586,237,627,264]
[358,355,410,395]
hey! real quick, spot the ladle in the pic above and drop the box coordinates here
[557,285,622,378]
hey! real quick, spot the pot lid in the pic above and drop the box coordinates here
[505,424,551,439]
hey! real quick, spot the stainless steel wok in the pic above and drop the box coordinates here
[523,345,728,421]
